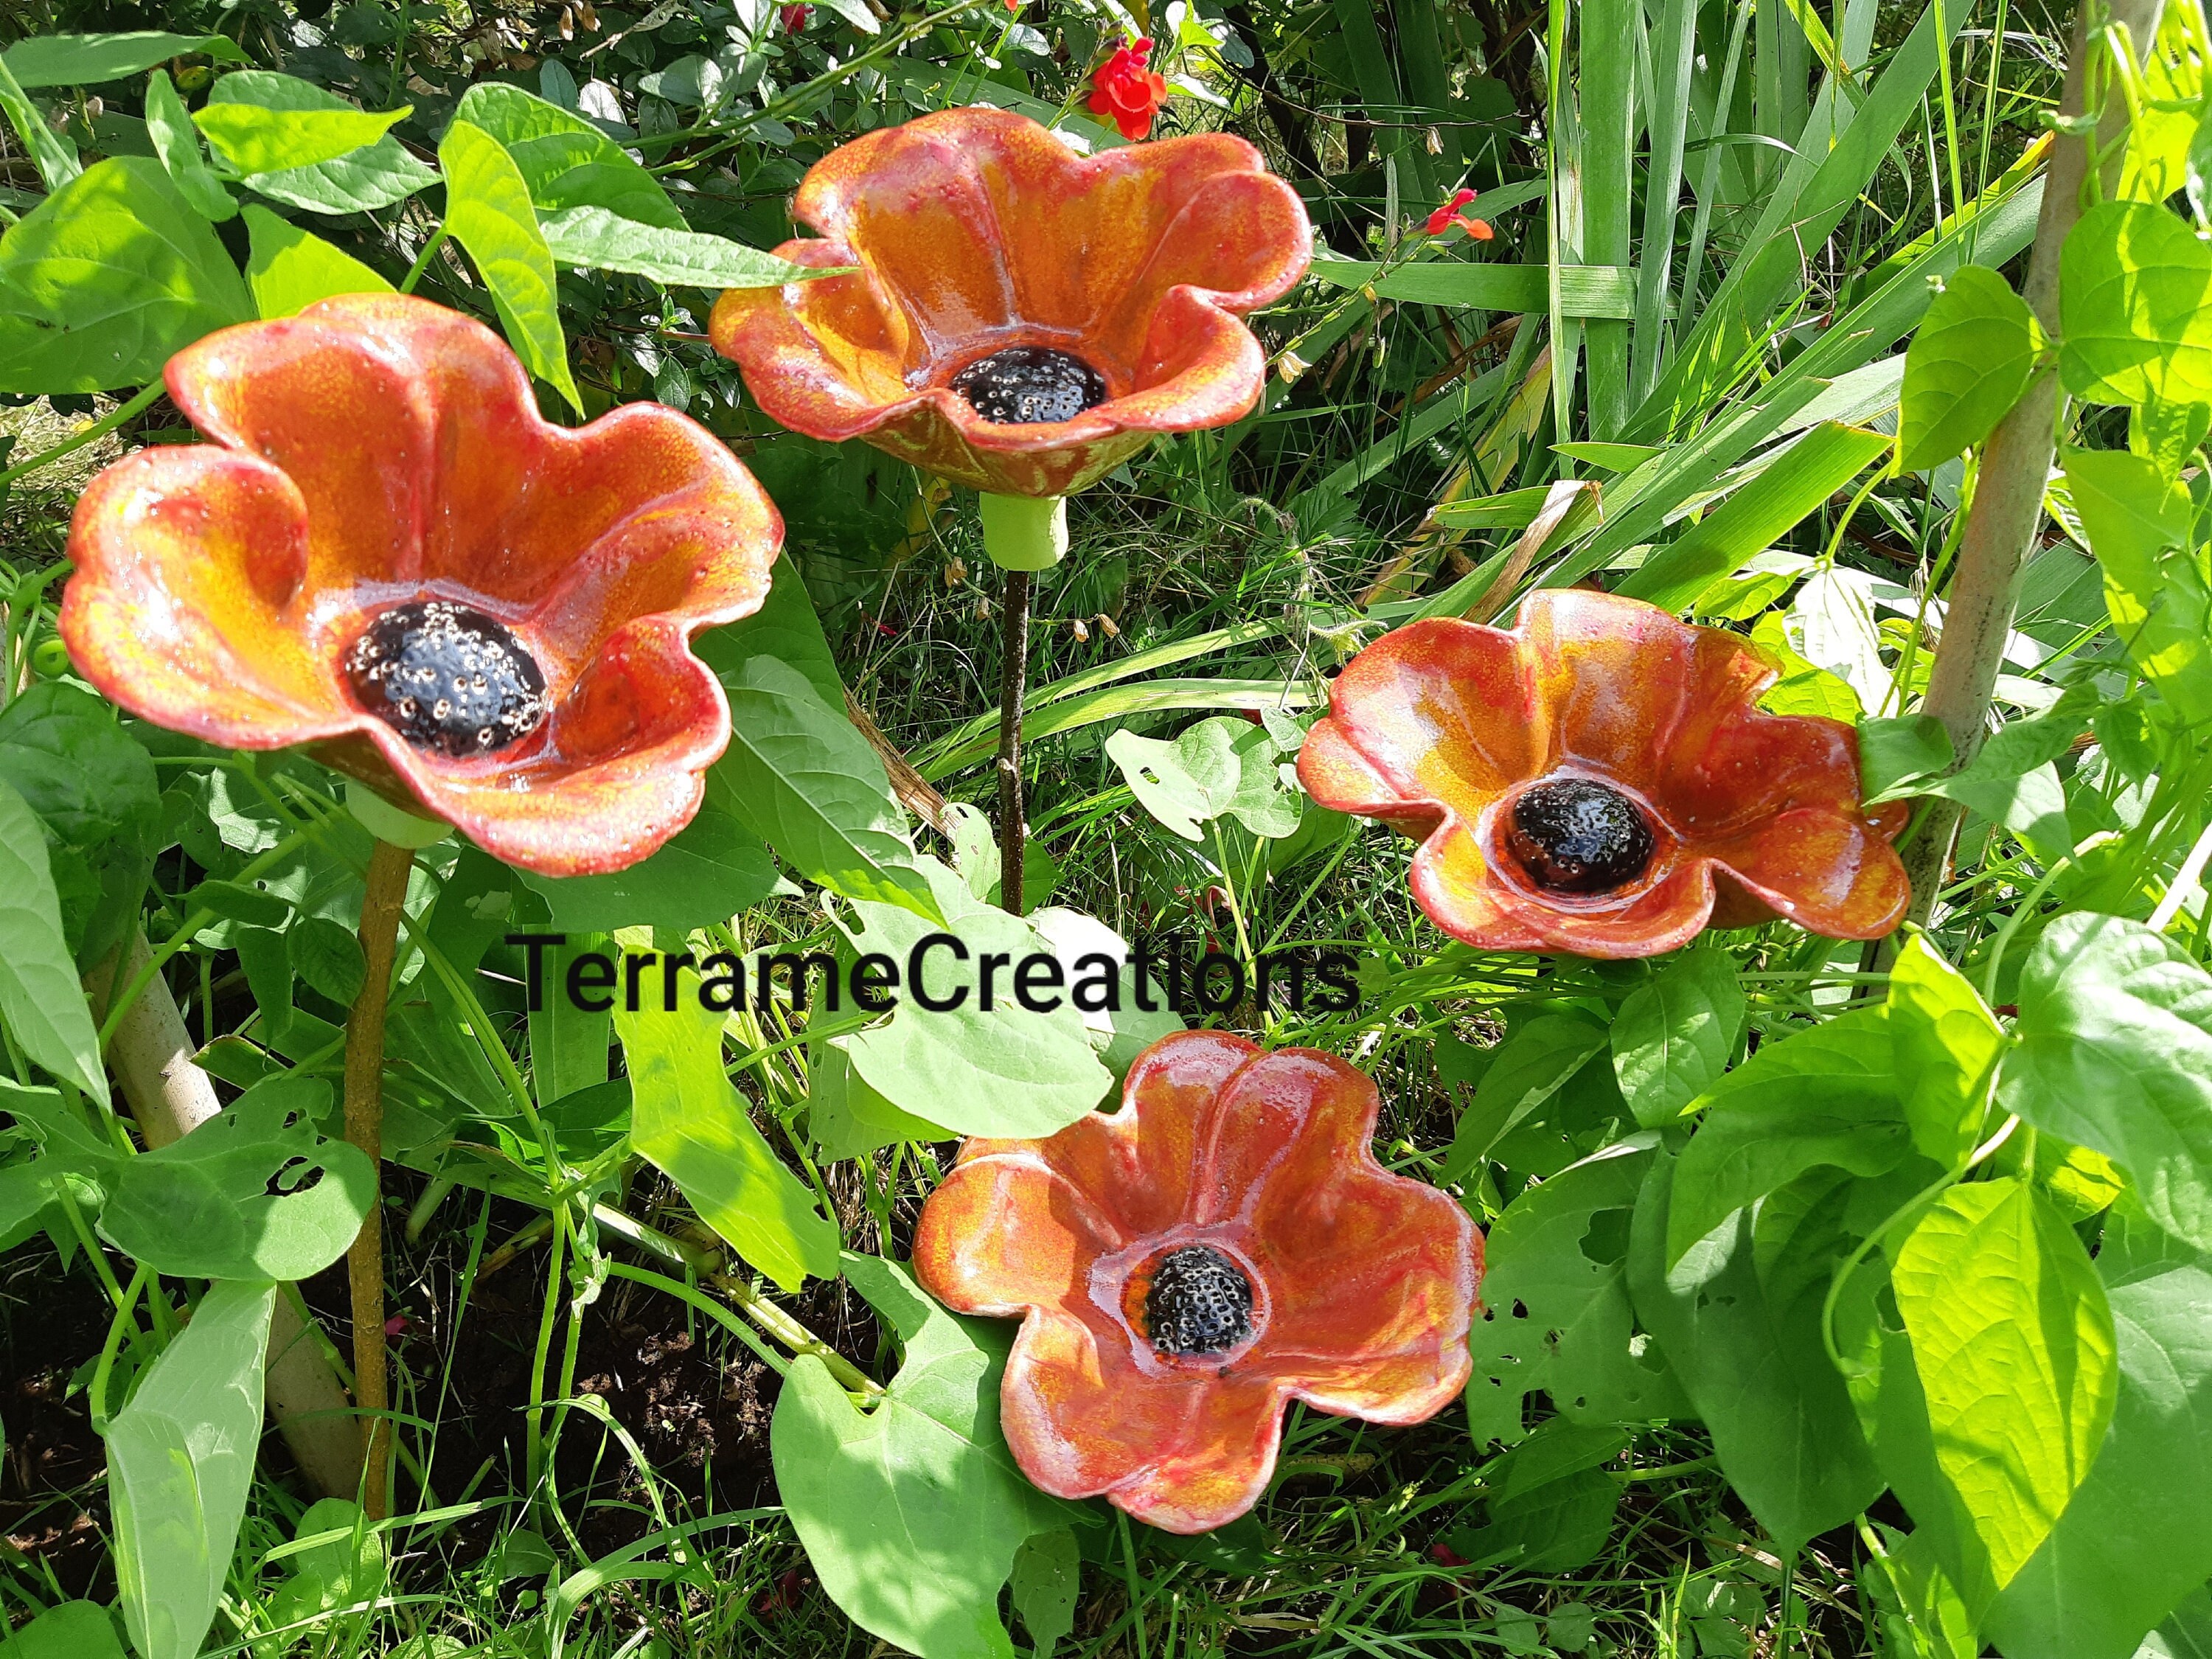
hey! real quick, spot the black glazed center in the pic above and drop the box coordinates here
[1505,777,1656,894]
[950,347,1107,425]
[343,600,547,759]
[1143,1245,1255,1357]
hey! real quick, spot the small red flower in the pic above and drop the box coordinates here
[915,1031,1479,1534]
[779,2,810,29]
[1426,187,1493,242]
[1298,589,1910,957]
[1088,35,1169,142]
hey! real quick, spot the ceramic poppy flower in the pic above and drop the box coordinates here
[708,107,1312,499]
[1297,588,1910,959]
[914,1030,1478,1534]
[1089,36,1171,142]
[62,293,781,877]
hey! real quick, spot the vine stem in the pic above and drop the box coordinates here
[998,566,1033,917]
[342,838,414,1520]
[1902,0,2157,923]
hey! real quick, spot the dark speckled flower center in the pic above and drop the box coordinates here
[1144,1245,1254,1357]
[1506,777,1655,894]
[950,347,1108,425]
[344,600,546,759]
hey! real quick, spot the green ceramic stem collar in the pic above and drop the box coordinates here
[978,492,1068,571]
[347,782,453,849]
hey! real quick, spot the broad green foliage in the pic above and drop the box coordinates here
[2065,445,2212,727]
[519,790,777,933]
[716,655,944,922]
[1009,1528,1080,1659]
[1440,1014,1610,1181]
[1,32,244,86]
[1107,714,1304,841]
[438,119,581,413]
[0,1602,125,1659]
[1887,934,2003,1169]
[1608,947,1745,1128]
[615,975,840,1292]
[242,204,393,316]
[2060,201,2212,408]
[832,860,1115,1139]
[771,1256,1067,1659]
[108,1279,275,1659]
[1986,1198,2212,1659]
[1897,266,2043,471]
[194,75,409,174]
[0,157,251,392]
[1891,1179,2117,1599]
[2006,914,2212,1254]
[1466,1140,1686,1445]
[0,779,108,1103]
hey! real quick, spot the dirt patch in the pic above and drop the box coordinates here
[0,1249,119,1600]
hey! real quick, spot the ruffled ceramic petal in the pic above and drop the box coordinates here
[1703,807,1910,939]
[1096,1373,1287,1534]
[1193,1048,1378,1222]
[63,447,354,748]
[966,1029,1259,1239]
[996,1305,1221,1503]
[912,1151,1125,1315]
[709,107,1311,498]
[64,293,783,878]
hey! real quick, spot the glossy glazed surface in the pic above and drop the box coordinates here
[914,1030,1479,1534]
[62,293,782,877]
[709,107,1312,497]
[1296,588,1911,957]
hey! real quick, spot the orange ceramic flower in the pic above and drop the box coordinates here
[62,294,781,877]
[1297,588,1910,959]
[914,1030,1478,1534]
[709,108,1312,498]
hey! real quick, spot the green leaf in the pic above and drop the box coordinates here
[451,81,684,227]
[438,119,582,414]
[143,71,234,222]
[1985,1197,2212,1659]
[247,141,437,215]
[0,778,108,1104]
[243,204,392,316]
[771,1254,1062,1659]
[100,1077,375,1279]
[1888,934,2003,1169]
[615,971,839,1292]
[0,681,159,850]
[0,1602,125,1659]
[1614,421,1893,612]
[2,32,244,88]
[1105,716,1301,842]
[2005,912,2212,1253]
[714,655,940,922]
[1627,1149,1884,1551]
[2146,1588,2212,1659]
[2065,445,2212,728]
[1891,1178,2118,1597]
[1860,1525,1980,1659]
[108,1279,275,1659]
[695,557,842,709]
[195,95,409,176]
[832,860,1115,1140]
[0,157,252,393]
[1439,1015,1610,1183]
[1666,1008,1907,1268]
[539,206,824,289]
[0,52,81,189]
[1466,1140,1687,1446]
[1860,714,1955,800]
[1610,947,1745,1129]
[521,933,611,1107]
[263,1498,388,1632]
[518,790,776,933]
[1898,265,2044,470]
[808,1032,945,1161]
[2059,201,2212,408]
[1009,1528,1079,1659]
[1457,1465,1624,1573]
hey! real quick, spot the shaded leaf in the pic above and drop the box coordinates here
[1899,265,2042,470]
[437,119,580,412]
[1610,947,1745,1129]
[0,779,108,1104]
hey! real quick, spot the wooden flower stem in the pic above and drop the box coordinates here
[998,568,1033,917]
[978,494,1068,917]
[1902,0,2154,923]
[342,836,414,1520]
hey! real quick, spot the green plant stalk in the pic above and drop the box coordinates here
[1902,0,2154,923]
[979,496,1066,916]
[343,836,414,1521]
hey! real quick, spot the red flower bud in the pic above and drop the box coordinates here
[1088,35,1170,141]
